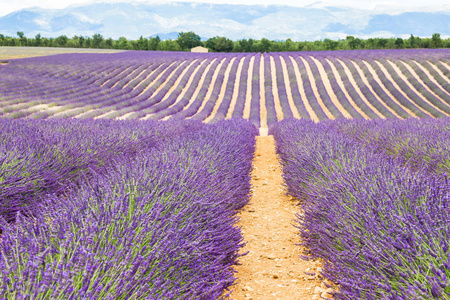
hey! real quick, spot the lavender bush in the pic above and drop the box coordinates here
[0,118,257,298]
[271,118,450,299]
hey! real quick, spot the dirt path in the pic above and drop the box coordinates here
[231,136,329,300]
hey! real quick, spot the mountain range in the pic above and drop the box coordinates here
[0,1,449,41]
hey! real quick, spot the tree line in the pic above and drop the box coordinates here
[2,31,449,52]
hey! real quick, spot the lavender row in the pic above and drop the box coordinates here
[0,118,257,298]
[278,54,311,120]
[271,118,450,299]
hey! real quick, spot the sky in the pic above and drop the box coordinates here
[1,0,449,17]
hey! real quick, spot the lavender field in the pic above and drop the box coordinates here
[0,49,449,130]
[271,118,450,299]
[1,48,450,299]
[0,118,257,298]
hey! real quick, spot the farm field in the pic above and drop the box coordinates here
[0,46,125,60]
[0,49,449,132]
[1,48,450,299]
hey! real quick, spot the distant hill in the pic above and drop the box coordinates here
[0,2,449,40]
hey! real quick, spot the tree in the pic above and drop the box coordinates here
[16,31,26,45]
[324,38,338,50]
[205,36,234,52]
[431,33,442,48]
[394,37,404,49]
[117,37,130,49]
[257,38,272,53]
[238,39,254,52]
[176,31,202,51]
[346,35,361,50]
[376,38,388,49]
[105,38,114,49]
[92,33,104,48]
[159,40,182,51]
[35,33,41,46]
[148,36,160,50]
[135,36,148,50]
[54,35,68,47]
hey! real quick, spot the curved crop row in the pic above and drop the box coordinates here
[0,49,449,128]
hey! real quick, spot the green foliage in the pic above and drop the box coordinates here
[1,31,450,52]
[176,31,202,51]
[205,36,234,52]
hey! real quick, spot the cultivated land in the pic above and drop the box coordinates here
[0,46,124,59]
[0,48,449,131]
[1,48,450,299]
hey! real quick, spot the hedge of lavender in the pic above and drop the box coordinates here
[271,118,450,299]
[0,117,257,299]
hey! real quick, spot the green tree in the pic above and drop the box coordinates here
[376,38,388,49]
[176,31,202,51]
[117,37,130,49]
[148,36,160,50]
[258,38,272,53]
[34,33,41,46]
[346,36,362,50]
[431,33,442,48]
[324,38,338,50]
[238,39,254,52]
[159,40,182,51]
[105,38,114,49]
[16,31,26,45]
[394,37,404,49]
[92,33,104,48]
[54,35,68,47]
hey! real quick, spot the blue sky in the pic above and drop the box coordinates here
[1,0,449,17]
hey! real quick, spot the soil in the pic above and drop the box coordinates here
[308,56,352,119]
[385,59,448,116]
[373,60,432,117]
[278,56,301,120]
[231,136,326,300]
[226,56,246,119]
[190,58,226,118]
[243,56,255,120]
[336,58,396,119]
[205,57,237,122]
[285,56,318,122]
[296,56,334,120]
[259,54,268,129]
[324,58,371,120]
[360,60,418,118]
[269,56,284,121]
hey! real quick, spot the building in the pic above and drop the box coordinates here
[191,46,208,53]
